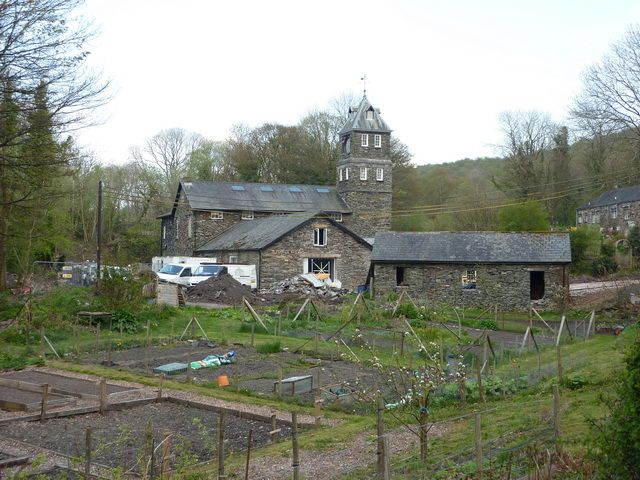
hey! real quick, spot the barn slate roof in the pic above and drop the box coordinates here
[338,96,392,136]
[577,185,640,210]
[196,213,372,252]
[178,181,351,214]
[372,232,571,264]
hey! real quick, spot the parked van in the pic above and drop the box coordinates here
[156,264,197,286]
[188,264,229,287]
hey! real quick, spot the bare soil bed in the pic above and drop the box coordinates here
[81,343,385,404]
[0,385,75,411]
[0,402,291,472]
[0,370,134,396]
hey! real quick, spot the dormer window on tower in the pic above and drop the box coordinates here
[361,134,368,147]
[374,134,381,148]
[366,106,375,120]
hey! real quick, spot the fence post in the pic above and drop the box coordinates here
[476,359,485,403]
[556,345,563,383]
[218,411,225,480]
[244,428,253,480]
[84,427,91,479]
[161,432,171,476]
[99,378,107,414]
[553,385,561,443]
[40,383,49,422]
[292,411,300,480]
[475,412,483,479]
[315,395,322,427]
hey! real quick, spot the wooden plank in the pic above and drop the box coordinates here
[531,307,557,335]
[244,298,268,331]
[291,299,310,323]
[0,456,31,469]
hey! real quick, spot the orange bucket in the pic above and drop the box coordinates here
[217,375,229,387]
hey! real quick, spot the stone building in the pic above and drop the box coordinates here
[370,232,571,310]
[158,95,391,289]
[576,185,640,234]
[196,212,372,290]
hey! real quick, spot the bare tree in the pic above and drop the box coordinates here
[572,25,640,141]
[131,128,205,194]
[495,110,554,197]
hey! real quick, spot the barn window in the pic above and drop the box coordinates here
[330,212,342,222]
[360,167,368,180]
[462,270,476,289]
[242,211,254,220]
[210,211,223,220]
[623,205,630,220]
[307,258,333,280]
[229,255,238,263]
[396,267,405,286]
[611,205,618,219]
[530,271,545,300]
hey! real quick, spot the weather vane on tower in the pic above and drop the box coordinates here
[361,74,367,96]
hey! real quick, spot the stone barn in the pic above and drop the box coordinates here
[370,232,571,310]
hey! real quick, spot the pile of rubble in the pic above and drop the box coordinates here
[261,274,349,299]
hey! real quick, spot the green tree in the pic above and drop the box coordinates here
[497,201,550,231]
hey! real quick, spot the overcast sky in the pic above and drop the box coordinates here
[77,0,640,166]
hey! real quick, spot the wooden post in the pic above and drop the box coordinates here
[292,411,300,480]
[40,323,45,356]
[400,332,405,357]
[250,321,255,347]
[99,378,107,414]
[95,323,100,351]
[377,395,389,480]
[160,432,171,476]
[270,414,277,443]
[40,383,49,422]
[157,374,164,402]
[315,395,322,427]
[556,345,563,383]
[84,427,91,479]
[150,437,156,480]
[586,311,595,339]
[244,429,253,480]
[218,411,225,480]
[553,385,560,443]
[459,377,466,405]
[476,359,485,403]
[186,361,192,383]
[278,367,283,398]
[74,322,80,356]
[314,331,319,355]
[25,301,31,349]
[475,412,483,479]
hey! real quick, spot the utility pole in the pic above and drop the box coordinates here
[96,179,103,292]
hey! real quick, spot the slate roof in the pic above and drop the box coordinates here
[338,96,392,136]
[178,181,351,214]
[577,185,640,210]
[372,232,571,264]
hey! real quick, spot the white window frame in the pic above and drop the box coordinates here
[624,206,630,220]
[361,134,369,147]
[188,216,193,238]
[313,228,327,246]
[577,214,582,224]
[374,134,381,148]
[462,269,477,289]
[229,255,238,263]
[242,211,254,220]
[210,211,224,220]
[330,213,342,222]
[162,225,166,240]
[611,205,618,219]
[376,167,384,181]
[345,167,349,180]
[360,167,368,181]
[339,168,343,182]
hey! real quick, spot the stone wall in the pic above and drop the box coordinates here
[577,200,640,234]
[339,190,392,237]
[259,219,372,290]
[372,262,568,310]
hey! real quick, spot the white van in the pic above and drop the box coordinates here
[156,264,197,286]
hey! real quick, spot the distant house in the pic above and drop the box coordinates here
[576,185,640,234]
[158,96,392,290]
[370,232,571,310]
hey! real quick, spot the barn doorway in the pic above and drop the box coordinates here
[307,258,334,281]
[530,271,545,300]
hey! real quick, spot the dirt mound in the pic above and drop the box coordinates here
[186,273,255,305]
